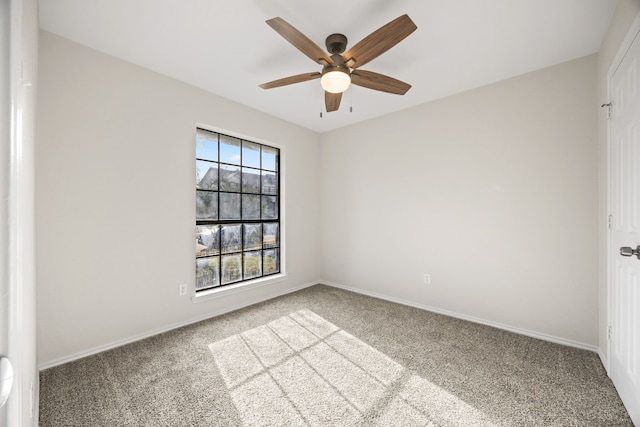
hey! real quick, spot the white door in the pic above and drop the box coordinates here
[609,22,640,425]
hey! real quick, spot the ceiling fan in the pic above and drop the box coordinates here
[259,14,417,113]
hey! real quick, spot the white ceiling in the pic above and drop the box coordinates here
[38,0,618,133]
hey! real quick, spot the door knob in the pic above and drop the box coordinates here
[620,245,640,259]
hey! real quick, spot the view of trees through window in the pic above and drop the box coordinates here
[195,128,280,291]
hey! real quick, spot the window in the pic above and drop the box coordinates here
[195,128,280,292]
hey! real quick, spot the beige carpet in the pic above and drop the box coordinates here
[39,284,633,426]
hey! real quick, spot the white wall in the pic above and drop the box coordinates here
[36,32,321,366]
[320,55,599,347]
[597,0,640,368]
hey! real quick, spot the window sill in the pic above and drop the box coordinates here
[191,273,287,303]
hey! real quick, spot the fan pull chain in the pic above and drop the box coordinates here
[350,87,353,112]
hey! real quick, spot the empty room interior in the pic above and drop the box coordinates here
[3,0,640,425]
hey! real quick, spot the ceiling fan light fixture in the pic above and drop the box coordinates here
[321,67,351,94]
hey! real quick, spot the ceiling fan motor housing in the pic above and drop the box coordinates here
[325,33,347,54]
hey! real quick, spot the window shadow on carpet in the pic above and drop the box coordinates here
[209,309,497,426]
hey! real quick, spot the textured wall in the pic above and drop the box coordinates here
[36,32,321,365]
[320,55,599,347]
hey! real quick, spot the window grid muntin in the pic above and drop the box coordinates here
[196,128,280,292]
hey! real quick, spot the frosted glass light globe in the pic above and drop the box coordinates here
[321,70,351,93]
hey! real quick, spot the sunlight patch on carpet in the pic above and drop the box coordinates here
[208,309,498,426]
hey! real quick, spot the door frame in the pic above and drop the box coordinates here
[2,0,38,425]
[606,10,640,375]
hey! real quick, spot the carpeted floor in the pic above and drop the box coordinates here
[39,284,633,426]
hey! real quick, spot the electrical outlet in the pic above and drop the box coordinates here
[179,284,187,296]
[423,274,431,284]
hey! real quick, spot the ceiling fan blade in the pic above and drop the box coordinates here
[351,70,411,95]
[342,14,417,69]
[259,72,321,89]
[325,91,342,112]
[266,17,333,65]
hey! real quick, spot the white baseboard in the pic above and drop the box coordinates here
[321,280,600,353]
[40,279,602,370]
[38,280,318,370]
